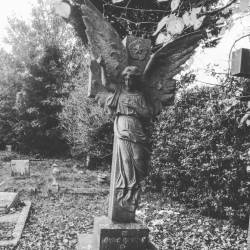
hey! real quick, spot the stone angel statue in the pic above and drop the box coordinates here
[75,0,204,222]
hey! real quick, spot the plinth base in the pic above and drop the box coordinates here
[77,216,157,250]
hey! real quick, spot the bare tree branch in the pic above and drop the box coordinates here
[199,0,237,16]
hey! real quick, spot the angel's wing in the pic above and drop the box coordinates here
[81,0,128,85]
[143,30,205,115]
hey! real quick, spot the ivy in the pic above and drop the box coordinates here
[150,78,250,225]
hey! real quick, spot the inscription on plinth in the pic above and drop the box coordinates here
[92,216,149,250]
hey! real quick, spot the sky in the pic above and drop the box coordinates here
[189,12,250,85]
[0,0,34,48]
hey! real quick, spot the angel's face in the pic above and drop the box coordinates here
[124,73,136,91]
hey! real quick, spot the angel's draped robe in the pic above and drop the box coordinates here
[107,90,150,221]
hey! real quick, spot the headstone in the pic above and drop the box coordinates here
[6,145,12,152]
[11,160,30,178]
[50,164,60,193]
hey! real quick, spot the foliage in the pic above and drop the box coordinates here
[150,77,250,225]
[5,0,76,67]
[0,49,22,149]
[137,194,247,249]
[59,53,113,161]
[14,45,70,156]
[0,0,80,155]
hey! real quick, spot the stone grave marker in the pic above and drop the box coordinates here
[11,160,30,178]
[6,145,12,152]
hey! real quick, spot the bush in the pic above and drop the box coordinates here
[150,78,250,225]
[59,57,113,163]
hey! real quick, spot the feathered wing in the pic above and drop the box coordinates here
[143,30,205,115]
[81,0,128,85]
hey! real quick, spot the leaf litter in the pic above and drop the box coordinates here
[0,151,248,250]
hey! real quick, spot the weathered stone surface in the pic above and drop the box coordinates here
[11,160,30,178]
[82,0,128,84]
[107,88,150,223]
[80,216,151,250]
[77,217,158,250]
[108,184,137,223]
[0,192,19,213]
[123,35,151,74]
[77,234,92,250]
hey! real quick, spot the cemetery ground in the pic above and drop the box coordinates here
[0,151,248,250]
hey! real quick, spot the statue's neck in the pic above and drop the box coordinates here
[122,87,139,94]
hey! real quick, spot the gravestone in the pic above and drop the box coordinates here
[6,145,12,152]
[11,160,30,178]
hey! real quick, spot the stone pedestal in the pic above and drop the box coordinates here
[77,216,157,250]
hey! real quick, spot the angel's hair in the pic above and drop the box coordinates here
[121,66,144,91]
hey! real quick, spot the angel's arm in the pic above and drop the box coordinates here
[126,94,152,119]
[97,56,118,93]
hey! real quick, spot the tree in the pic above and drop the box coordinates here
[1,0,80,155]
[15,45,70,155]
[0,49,21,149]
[5,0,76,69]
